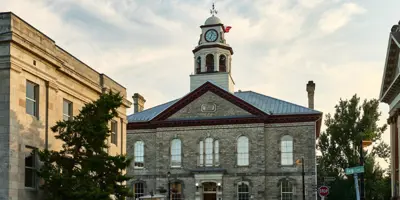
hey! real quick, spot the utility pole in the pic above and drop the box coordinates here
[359,138,365,200]
[302,157,305,200]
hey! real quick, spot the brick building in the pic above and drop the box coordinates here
[126,11,322,200]
[0,12,131,200]
[379,20,400,200]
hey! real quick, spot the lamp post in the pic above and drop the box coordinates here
[296,157,305,200]
[167,171,171,200]
[359,137,366,200]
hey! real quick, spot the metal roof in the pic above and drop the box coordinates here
[128,90,320,123]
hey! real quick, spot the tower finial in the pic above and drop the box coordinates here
[210,2,218,16]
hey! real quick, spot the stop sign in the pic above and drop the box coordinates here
[318,186,329,197]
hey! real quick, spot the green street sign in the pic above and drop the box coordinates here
[345,166,364,175]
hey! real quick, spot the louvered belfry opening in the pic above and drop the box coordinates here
[206,54,214,72]
[219,55,226,72]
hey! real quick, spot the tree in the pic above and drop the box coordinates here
[317,94,390,199]
[37,92,133,200]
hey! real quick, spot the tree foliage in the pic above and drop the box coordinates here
[37,92,132,200]
[317,94,390,199]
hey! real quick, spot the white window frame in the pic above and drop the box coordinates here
[280,180,294,200]
[171,139,182,167]
[134,141,144,168]
[281,135,293,166]
[26,81,39,118]
[199,138,219,167]
[63,99,73,121]
[237,136,249,166]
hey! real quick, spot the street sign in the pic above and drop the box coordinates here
[345,166,364,175]
[323,177,336,182]
[319,186,329,197]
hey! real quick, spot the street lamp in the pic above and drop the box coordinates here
[167,171,171,200]
[296,157,305,200]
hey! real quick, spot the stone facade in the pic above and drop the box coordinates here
[0,12,131,200]
[127,121,317,200]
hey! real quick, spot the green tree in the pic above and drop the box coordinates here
[317,94,390,200]
[37,92,132,200]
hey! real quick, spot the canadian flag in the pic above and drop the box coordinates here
[224,26,232,33]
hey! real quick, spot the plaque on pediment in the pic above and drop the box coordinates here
[200,103,217,113]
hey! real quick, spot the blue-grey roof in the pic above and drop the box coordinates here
[128,90,321,123]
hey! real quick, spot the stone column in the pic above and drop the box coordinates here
[214,53,219,72]
[391,120,396,198]
[201,55,206,73]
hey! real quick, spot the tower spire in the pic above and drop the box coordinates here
[210,2,218,16]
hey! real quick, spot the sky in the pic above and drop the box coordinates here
[2,0,399,167]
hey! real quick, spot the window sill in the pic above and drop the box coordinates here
[170,166,182,169]
[237,165,250,168]
[25,187,38,192]
[134,167,145,170]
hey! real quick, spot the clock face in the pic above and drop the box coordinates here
[205,29,218,42]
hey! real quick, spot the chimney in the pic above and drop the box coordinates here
[306,81,315,109]
[132,93,146,113]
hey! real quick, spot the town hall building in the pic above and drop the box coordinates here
[127,7,322,200]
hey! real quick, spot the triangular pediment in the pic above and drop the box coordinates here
[380,30,400,103]
[168,91,254,120]
[152,82,267,121]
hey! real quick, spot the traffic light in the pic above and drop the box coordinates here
[362,140,372,148]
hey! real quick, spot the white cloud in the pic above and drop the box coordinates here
[2,0,397,169]
[318,2,366,34]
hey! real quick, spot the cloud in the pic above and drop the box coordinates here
[318,3,366,34]
[2,0,395,168]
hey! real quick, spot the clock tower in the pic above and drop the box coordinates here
[190,4,234,93]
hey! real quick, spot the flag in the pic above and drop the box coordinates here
[224,26,232,33]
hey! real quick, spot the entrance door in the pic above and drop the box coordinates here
[203,182,217,200]
[203,193,216,200]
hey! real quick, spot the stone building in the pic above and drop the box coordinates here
[127,10,322,200]
[0,12,131,200]
[379,20,400,200]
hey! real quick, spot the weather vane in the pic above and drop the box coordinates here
[210,2,218,16]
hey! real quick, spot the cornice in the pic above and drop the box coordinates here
[192,43,233,55]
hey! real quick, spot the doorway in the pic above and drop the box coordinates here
[203,182,217,200]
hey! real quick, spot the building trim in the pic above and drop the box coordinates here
[192,44,233,55]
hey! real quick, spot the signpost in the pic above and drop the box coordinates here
[345,166,365,200]
[318,186,329,200]
[345,166,364,175]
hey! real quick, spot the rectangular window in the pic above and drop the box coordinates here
[26,81,39,118]
[63,99,73,121]
[25,146,36,188]
[281,139,293,165]
[111,120,118,145]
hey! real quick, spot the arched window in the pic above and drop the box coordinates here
[199,138,219,166]
[133,182,145,199]
[134,141,144,168]
[171,139,182,167]
[214,140,219,165]
[205,138,213,166]
[281,135,293,165]
[206,54,214,72]
[237,182,250,200]
[219,55,226,72]
[199,140,204,166]
[281,180,293,200]
[170,182,183,200]
[196,57,201,73]
[237,136,249,166]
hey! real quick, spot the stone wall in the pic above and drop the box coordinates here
[127,121,317,200]
[0,42,11,200]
